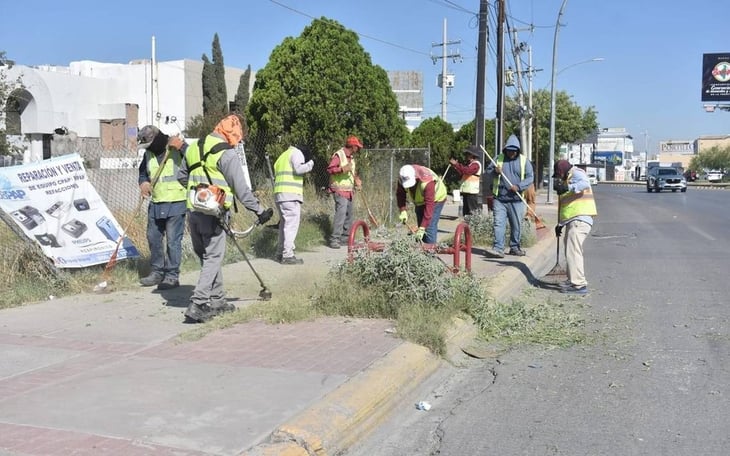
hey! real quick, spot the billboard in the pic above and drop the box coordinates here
[659,141,695,154]
[701,53,730,102]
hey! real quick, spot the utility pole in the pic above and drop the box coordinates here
[476,0,489,205]
[510,28,529,160]
[494,0,506,154]
[431,19,462,121]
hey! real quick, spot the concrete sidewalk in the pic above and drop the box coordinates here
[0,199,558,456]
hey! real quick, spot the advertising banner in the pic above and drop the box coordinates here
[0,153,139,268]
[701,53,730,102]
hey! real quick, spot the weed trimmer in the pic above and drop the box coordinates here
[479,145,548,231]
[94,147,172,293]
[220,208,274,300]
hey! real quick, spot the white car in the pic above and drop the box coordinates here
[707,171,723,183]
[588,173,598,185]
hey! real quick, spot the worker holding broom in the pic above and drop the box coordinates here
[326,135,363,249]
[449,145,483,217]
[396,164,448,244]
[553,159,597,295]
[137,125,188,291]
[484,134,534,258]
[177,114,272,323]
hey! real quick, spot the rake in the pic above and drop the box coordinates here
[544,231,567,278]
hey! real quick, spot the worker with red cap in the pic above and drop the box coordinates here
[553,159,597,295]
[326,135,363,249]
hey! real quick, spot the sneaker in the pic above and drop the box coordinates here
[275,254,283,263]
[156,277,179,290]
[561,285,589,295]
[559,280,572,289]
[139,273,163,287]
[280,256,304,265]
[184,302,216,323]
[508,248,526,256]
[485,248,505,259]
[328,240,341,249]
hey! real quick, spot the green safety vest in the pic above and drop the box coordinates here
[557,169,598,223]
[146,148,186,203]
[492,154,527,196]
[330,148,356,191]
[273,146,303,195]
[411,165,448,205]
[184,136,234,210]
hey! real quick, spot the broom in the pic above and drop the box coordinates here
[94,147,172,292]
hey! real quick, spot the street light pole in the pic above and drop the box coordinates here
[547,0,568,204]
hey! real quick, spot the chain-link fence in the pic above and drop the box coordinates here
[0,135,430,290]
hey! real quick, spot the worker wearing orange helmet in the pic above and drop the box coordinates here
[396,164,448,244]
[326,135,363,249]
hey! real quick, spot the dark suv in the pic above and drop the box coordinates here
[647,167,687,193]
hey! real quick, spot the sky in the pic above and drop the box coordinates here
[2,0,728,155]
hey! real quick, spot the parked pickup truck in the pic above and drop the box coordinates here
[647,167,687,193]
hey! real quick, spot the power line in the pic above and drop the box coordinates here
[269,0,430,57]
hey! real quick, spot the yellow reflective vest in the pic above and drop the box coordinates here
[460,160,482,194]
[184,136,234,210]
[274,146,303,195]
[146,148,187,202]
[411,165,448,205]
[329,148,356,191]
[492,154,527,196]
[557,169,598,223]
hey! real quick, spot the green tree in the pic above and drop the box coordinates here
[409,117,455,176]
[689,145,730,173]
[247,17,409,163]
[507,89,598,173]
[232,64,251,114]
[201,33,228,117]
[193,34,230,138]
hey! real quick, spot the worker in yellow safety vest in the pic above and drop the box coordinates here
[553,159,598,296]
[396,164,448,244]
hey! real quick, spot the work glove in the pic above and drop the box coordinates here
[398,210,408,224]
[554,180,569,194]
[555,225,563,238]
[414,227,426,242]
[257,208,274,225]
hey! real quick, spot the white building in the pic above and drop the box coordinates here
[3,59,248,164]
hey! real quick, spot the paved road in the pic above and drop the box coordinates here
[348,185,730,455]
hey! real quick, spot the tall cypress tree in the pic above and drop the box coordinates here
[211,34,228,114]
[232,64,251,114]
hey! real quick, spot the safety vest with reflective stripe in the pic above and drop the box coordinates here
[558,169,598,223]
[410,164,448,205]
[492,154,527,196]
[184,135,234,210]
[273,146,303,195]
[329,148,356,191]
[460,160,482,194]
[146,148,186,203]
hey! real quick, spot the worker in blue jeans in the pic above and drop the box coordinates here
[485,134,534,258]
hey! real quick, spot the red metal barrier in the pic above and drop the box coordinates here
[346,220,472,273]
